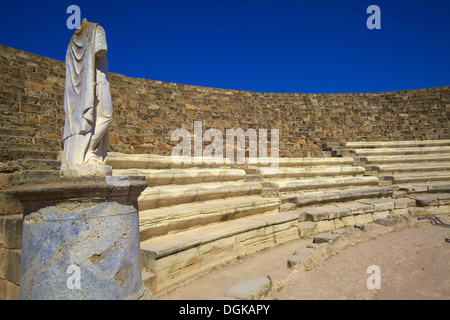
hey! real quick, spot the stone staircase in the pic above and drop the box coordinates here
[106,147,444,295]
[0,128,61,185]
[106,153,288,293]
[331,139,450,188]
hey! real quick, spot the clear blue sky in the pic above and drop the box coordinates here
[1,0,449,93]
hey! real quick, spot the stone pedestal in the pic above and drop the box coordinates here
[7,176,152,300]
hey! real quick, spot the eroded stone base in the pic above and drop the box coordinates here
[6,176,149,300]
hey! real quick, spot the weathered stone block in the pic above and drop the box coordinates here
[354,213,374,225]
[375,215,401,227]
[5,249,21,285]
[0,214,22,249]
[313,232,341,244]
[0,278,20,300]
[315,220,336,233]
[223,276,271,300]
[297,221,317,238]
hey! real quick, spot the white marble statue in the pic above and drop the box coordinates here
[61,19,113,177]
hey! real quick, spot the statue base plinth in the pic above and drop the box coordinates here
[60,164,113,177]
[6,176,152,300]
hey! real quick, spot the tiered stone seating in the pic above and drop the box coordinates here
[338,139,450,190]
[0,132,61,181]
[106,152,395,294]
[105,140,449,295]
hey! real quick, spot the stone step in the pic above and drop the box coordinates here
[343,140,450,149]
[302,202,373,222]
[113,168,246,186]
[360,154,450,164]
[20,169,60,180]
[409,193,450,207]
[15,159,61,171]
[0,135,61,151]
[252,157,355,167]
[106,152,227,170]
[303,197,415,220]
[280,186,394,207]
[382,171,450,184]
[139,196,281,241]
[7,149,61,161]
[265,176,379,193]
[369,162,450,174]
[138,181,263,210]
[259,166,366,178]
[350,146,450,157]
[0,127,36,137]
[107,152,355,170]
[140,211,300,293]
[296,198,414,233]
[398,183,450,194]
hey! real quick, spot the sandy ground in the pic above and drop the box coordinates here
[155,216,450,300]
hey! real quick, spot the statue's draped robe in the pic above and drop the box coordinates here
[62,21,113,172]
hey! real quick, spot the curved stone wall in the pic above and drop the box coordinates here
[0,44,449,160]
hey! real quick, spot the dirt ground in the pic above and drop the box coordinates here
[155,215,450,300]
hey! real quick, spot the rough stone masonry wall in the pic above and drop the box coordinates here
[1,44,449,162]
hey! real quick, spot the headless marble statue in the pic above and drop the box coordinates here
[61,19,113,177]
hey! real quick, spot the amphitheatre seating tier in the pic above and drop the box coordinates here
[112,168,246,186]
[360,154,450,164]
[342,139,450,149]
[107,139,450,295]
[349,146,450,156]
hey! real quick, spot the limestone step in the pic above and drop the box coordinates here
[7,150,61,161]
[15,159,61,171]
[265,176,379,193]
[107,152,355,170]
[409,193,450,207]
[252,157,354,167]
[139,196,281,241]
[295,197,417,233]
[300,198,413,223]
[140,211,300,293]
[343,140,450,149]
[382,171,450,184]
[350,146,450,157]
[259,166,365,178]
[398,183,450,194]
[138,181,262,210]
[0,135,61,151]
[301,202,373,222]
[106,152,227,170]
[113,168,246,186]
[369,162,450,174]
[0,127,36,137]
[280,186,394,207]
[360,154,450,164]
[20,169,60,180]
